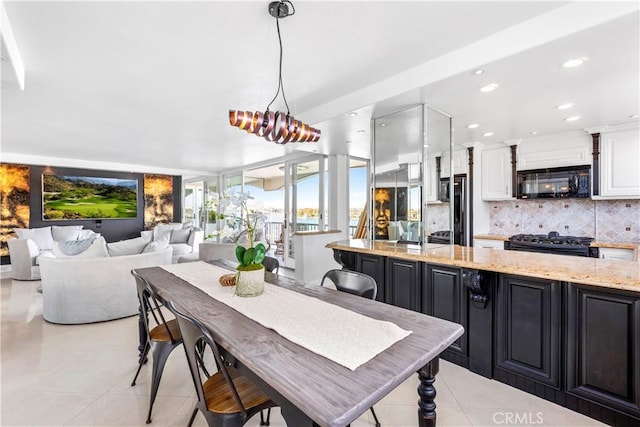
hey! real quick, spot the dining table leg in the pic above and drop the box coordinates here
[137,303,148,362]
[417,357,439,427]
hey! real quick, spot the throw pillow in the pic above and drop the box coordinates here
[77,229,97,240]
[51,225,83,242]
[143,234,170,253]
[107,236,150,257]
[140,230,153,241]
[187,227,202,245]
[52,236,109,259]
[14,227,54,251]
[170,228,191,244]
[153,223,182,241]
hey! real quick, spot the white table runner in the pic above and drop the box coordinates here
[161,261,412,370]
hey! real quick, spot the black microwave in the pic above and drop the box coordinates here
[517,165,591,199]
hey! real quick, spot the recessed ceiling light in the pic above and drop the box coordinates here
[530,131,538,135]
[380,123,387,127]
[562,57,587,68]
[348,112,358,117]
[483,132,494,137]
[473,69,485,75]
[357,129,366,134]
[628,114,639,119]
[479,83,499,93]
[556,103,574,110]
[564,116,581,122]
[467,123,479,129]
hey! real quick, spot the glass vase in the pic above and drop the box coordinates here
[235,266,265,297]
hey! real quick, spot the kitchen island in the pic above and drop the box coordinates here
[327,239,640,427]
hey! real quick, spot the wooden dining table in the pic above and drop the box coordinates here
[133,260,464,427]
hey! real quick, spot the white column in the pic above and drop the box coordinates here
[328,155,350,240]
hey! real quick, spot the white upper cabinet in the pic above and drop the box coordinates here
[440,149,467,178]
[599,126,640,198]
[516,131,591,170]
[481,146,513,200]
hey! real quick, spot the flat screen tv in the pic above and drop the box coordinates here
[42,175,138,220]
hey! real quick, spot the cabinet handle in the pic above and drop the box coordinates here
[505,186,508,195]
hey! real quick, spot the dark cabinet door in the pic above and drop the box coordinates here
[423,264,468,356]
[566,284,640,419]
[357,253,385,303]
[495,274,561,388]
[385,257,420,311]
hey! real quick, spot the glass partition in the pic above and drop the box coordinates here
[372,105,423,242]
[424,105,454,244]
[371,104,454,244]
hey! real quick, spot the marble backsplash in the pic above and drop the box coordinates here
[426,203,450,234]
[488,199,640,242]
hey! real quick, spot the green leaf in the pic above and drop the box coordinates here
[243,247,255,266]
[235,246,246,265]
[253,244,266,264]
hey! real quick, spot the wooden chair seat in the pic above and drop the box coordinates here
[204,368,271,415]
[149,318,181,342]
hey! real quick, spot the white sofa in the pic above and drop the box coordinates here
[198,242,239,262]
[39,248,172,324]
[143,222,204,263]
[7,225,98,280]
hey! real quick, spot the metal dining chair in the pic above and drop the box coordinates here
[320,269,382,427]
[167,301,277,427]
[131,271,183,424]
[261,255,280,274]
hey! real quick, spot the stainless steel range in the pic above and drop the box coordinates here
[505,231,598,258]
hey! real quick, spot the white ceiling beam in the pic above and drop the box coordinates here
[301,1,639,126]
[1,1,25,90]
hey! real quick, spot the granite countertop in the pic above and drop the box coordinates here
[590,241,639,250]
[326,239,640,293]
[473,234,510,241]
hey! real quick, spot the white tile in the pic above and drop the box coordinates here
[1,390,101,426]
[0,277,612,427]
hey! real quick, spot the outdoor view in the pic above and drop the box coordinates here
[184,162,369,246]
[42,175,138,220]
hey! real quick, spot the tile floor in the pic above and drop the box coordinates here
[1,276,605,427]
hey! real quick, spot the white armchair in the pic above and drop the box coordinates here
[7,238,42,280]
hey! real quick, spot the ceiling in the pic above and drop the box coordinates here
[2,1,638,178]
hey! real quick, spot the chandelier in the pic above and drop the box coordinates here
[229,1,321,144]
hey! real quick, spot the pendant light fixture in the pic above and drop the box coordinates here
[229,0,321,144]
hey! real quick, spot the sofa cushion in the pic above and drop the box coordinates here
[52,236,109,259]
[170,228,191,244]
[153,223,183,241]
[170,243,192,256]
[35,250,55,265]
[51,225,83,241]
[143,234,170,253]
[14,227,54,251]
[107,236,151,257]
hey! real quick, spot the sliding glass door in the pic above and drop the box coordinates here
[283,156,326,269]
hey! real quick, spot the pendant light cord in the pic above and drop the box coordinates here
[266,2,294,115]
